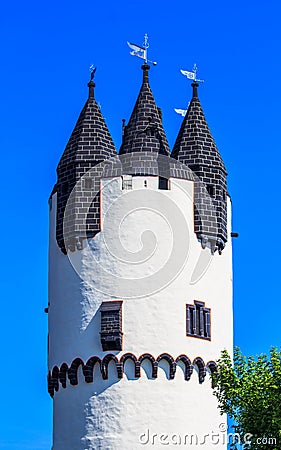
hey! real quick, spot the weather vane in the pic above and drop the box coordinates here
[89,64,96,81]
[174,64,204,116]
[174,104,189,117]
[127,34,157,66]
[180,64,204,83]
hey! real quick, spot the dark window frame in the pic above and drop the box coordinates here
[186,300,211,340]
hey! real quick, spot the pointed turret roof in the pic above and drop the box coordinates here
[171,82,226,173]
[119,64,170,155]
[58,80,116,170]
[55,78,117,254]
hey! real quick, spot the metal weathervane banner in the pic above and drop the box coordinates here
[127,34,157,66]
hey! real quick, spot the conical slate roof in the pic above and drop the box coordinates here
[58,81,116,169]
[171,82,226,173]
[172,82,228,253]
[55,80,117,253]
[119,64,170,156]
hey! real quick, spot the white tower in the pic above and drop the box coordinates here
[48,65,233,449]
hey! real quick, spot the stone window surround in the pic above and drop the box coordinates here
[186,300,211,340]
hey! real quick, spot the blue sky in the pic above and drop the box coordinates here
[0,0,280,448]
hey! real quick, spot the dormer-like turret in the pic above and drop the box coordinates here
[55,77,117,253]
[172,82,228,253]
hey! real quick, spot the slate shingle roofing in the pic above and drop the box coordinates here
[119,64,170,156]
[54,68,228,254]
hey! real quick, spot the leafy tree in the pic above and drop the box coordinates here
[212,347,281,449]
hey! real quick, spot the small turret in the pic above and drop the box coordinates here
[120,64,170,156]
[55,74,117,253]
[171,82,228,253]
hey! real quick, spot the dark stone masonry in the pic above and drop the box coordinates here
[100,301,123,351]
[53,69,228,255]
[171,82,228,253]
[55,80,117,253]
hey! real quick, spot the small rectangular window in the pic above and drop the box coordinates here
[122,175,132,190]
[100,301,123,351]
[186,301,211,340]
[159,176,169,190]
[84,178,92,189]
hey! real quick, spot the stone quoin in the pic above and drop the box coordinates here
[47,63,233,449]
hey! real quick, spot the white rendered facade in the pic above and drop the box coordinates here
[48,173,233,449]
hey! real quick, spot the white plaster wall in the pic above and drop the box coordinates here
[53,367,228,450]
[49,176,233,449]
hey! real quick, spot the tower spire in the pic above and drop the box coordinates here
[119,61,169,155]
[172,73,227,253]
[55,69,117,253]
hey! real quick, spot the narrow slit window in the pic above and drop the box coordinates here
[159,176,169,190]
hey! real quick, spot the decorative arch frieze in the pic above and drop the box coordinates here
[193,357,206,383]
[120,353,139,378]
[48,353,217,397]
[138,353,157,378]
[206,360,217,388]
[175,355,193,381]
[157,353,176,379]
[59,363,68,388]
[68,358,84,386]
[83,356,101,383]
[101,354,122,380]
[206,360,217,374]
[49,366,59,395]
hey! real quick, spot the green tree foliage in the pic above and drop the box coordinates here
[212,347,281,449]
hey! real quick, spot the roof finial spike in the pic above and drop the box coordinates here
[191,81,199,98]
[127,34,157,66]
[141,63,150,83]
[88,64,96,99]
